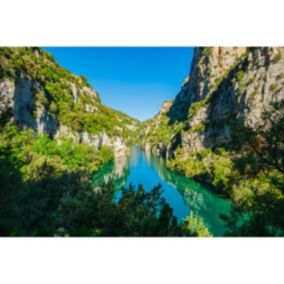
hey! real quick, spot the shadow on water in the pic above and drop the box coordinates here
[92,146,232,236]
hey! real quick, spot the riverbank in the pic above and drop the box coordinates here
[92,145,232,236]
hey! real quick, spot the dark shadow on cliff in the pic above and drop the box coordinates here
[197,52,251,150]
[167,85,191,125]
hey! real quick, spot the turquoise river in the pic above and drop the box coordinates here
[92,146,232,236]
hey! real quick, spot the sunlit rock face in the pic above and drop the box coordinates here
[0,75,57,135]
[180,47,284,152]
[0,48,139,156]
[143,47,284,155]
[0,73,128,155]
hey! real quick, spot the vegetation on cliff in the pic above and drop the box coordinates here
[0,47,140,142]
[0,123,211,236]
[143,47,284,236]
[167,101,284,236]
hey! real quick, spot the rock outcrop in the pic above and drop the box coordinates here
[0,47,138,157]
[142,100,176,159]
[144,47,284,157]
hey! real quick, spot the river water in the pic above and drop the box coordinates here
[92,146,232,236]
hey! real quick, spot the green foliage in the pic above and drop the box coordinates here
[188,101,204,118]
[201,47,213,57]
[186,52,249,121]
[168,100,284,236]
[36,90,49,107]
[0,128,171,236]
[168,147,233,192]
[53,183,181,237]
[144,111,184,147]
[269,83,277,92]
[48,102,58,114]
[247,77,255,85]
[0,47,139,142]
[167,147,207,178]
[0,124,113,175]
[248,90,258,105]
[212,155,233,190]
[236,70,245,82]
[0,123,215,237]
[271,53,282,64]
[222,101,284,236]
[55,183,212,237]
[188,122,206,134]
[277,72,284,80]
[181,213,212,237]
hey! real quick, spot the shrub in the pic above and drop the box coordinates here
[168,146,233,192]
[236,70,245,82]
[188,101,204,118]
[269,83,277,92]
[181,213,212,237]
[212,155,233,190]
[36,90,49,107]
[271,53,282,64]
[201,47,213,57]
[49,102,58,114]
[189,122,205,134]
[247,77,255,85]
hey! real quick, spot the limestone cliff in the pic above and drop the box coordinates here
[0,47,139,156]
[142,100,175,159]
[144,47,284,157]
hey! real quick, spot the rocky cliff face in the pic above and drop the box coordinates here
[0,73,58,135]
[144,47,284,157]
[142,100,175,159]
[0,48,138,157]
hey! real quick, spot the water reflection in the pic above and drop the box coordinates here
[92,155,130,191]
[144,147,231,236]
[92,145,231,236]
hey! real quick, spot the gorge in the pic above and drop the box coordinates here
[0,47,283,236]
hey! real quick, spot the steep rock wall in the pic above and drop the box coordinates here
[182,47,284,152]
[0,48,138,157]
[144,47,284,157]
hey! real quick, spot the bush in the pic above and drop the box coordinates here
[168,147,233,192]
[201,47,213,57]
[49,102,58,114]
[181,213,212,237]
[271,53,282,64]
[189,122,205,134]
[269,83,277,92]
[236,70,245,82]
[188,101,204,118]
[212,155,233,190]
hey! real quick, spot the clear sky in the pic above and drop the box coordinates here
[45,47,194,121]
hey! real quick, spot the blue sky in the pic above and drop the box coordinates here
[45,47,194,121]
